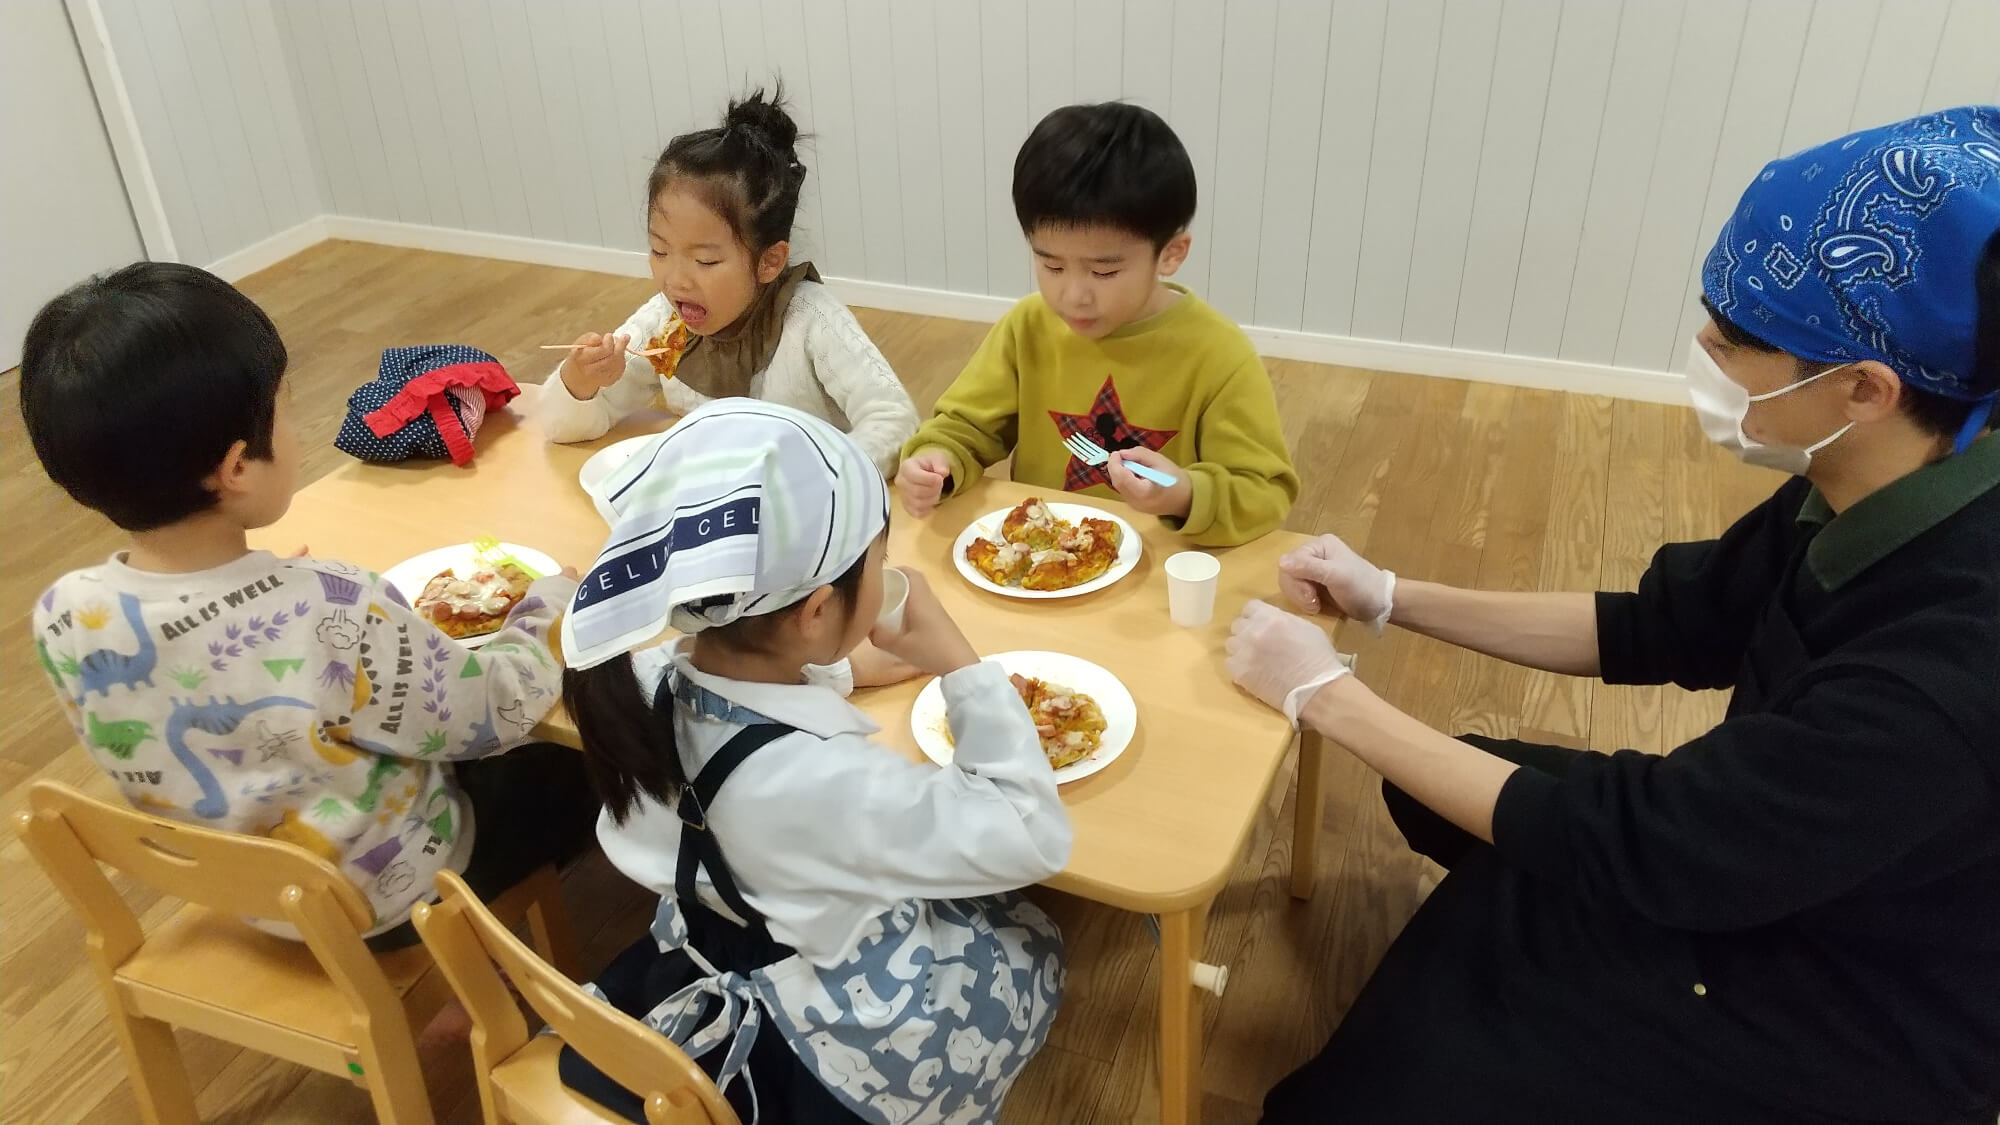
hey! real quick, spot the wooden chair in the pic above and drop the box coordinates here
[413,869,739,1125]
[13,779,577,1125]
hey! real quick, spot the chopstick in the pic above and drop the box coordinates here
[539,343,675,357]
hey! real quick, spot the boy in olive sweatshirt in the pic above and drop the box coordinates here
[897,103,1298,548]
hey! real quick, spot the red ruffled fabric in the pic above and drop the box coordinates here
[362,361,518,466]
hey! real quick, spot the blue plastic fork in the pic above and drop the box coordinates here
[1062,433,1179,486]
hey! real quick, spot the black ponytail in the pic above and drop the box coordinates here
[563,653,682,826]
[647,84,806,256]
[561,541,875,825]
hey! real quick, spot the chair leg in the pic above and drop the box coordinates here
[107,1008,201,1125]
[354,1017,438,1125]
[522,864,579,979]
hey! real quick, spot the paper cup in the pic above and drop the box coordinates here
[877,566,910,632]
[1165,551,1222,626]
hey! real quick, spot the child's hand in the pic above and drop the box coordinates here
[870,569,978,675]
[1107,447,1193,519]
[847,640,922,688]
[896,449,953,517]
[558,332,630,400]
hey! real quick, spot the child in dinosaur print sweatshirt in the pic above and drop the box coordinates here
[22,264,597,944]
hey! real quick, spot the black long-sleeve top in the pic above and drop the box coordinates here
[1490,435,1999,1122]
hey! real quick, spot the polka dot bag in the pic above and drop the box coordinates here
[334,344,519,466]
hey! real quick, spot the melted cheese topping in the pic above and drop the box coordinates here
[427,569,515,616]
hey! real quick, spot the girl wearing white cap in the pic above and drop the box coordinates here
[555,400,1071,1124]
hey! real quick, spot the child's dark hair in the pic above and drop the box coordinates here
[563,548,870,825]
[19,262,287,532]
[1700,226,2000,442]
[1012,102,1197,251]
[648,85,806,256]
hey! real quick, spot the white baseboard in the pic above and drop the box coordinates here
[234,215,1691,405]
[207,216,330,283]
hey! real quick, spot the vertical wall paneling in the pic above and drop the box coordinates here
[1504,0,1620,358]
[1451,0,1560,354]
[272,0,360,218]
[1611,0,1746,373]
[1119,0,1173,116]
[935,2,991,296]
[1299,0,1390,337]
[1400,0,1505,347]
[1348,0,1444,341]
[1848,0,1950,131]
[245,0,327,224]
[207,0,308,232]
[1025,0,1078,124]
[172,2,278,241]
[800,0,868,277]
[1250,0,1336,331]
[1167,0,1229,297]
[1206,0,1279,324]
[440,0,526,237]
[83,0,1989,386]
[348,0,435,226]
[490,0,568,240]
[1778,1,1878,153]
[1557,0,1684,364]
[522,0,601,242]
[844,0,909,284]
[1072,0,1124,105]
[890,0,950,290]
[97,0,208,263]
[564,3,637,250]
[380,0,465,230]
[1925,0,2000,109]
[978,1,1031,295]
[1665,0,1814,374]
[754,0,827,265]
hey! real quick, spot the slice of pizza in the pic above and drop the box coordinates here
[1000,498,1063,551]
[1057,517,1122,584]
[966,538,1033,586]
[1021,549,1084,591]
[1011,674,1105,769]
[643,318,692,381]
[414,564,533,640]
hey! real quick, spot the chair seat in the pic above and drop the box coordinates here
[116,902,437,1052]
[492,1035,633,1125]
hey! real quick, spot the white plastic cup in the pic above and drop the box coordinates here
[877,566,910,632]
[1165,551,1222,627]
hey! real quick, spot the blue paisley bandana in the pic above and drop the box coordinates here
[1702,106,2000,453]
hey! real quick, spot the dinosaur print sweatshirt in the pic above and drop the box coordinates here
[33,550,576,937]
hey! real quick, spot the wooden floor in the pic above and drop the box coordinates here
[0,241,1780,1124]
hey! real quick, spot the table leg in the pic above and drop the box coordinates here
[1291,730,1327,900]
[1157,903,1210,1125]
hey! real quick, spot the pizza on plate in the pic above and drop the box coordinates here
[1012,673,1107,769]
[968,499,1123,592]
[414,564,534,640]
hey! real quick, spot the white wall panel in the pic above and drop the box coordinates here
[86,0,1995,386]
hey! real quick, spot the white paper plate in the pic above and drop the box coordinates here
[578,434,664,523]
[381,542,561,648]
[951,502,1142,599]
[911,651,1136,784]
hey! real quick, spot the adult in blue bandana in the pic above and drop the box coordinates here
[1232,107,2000,1124]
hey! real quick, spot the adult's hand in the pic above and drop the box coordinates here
[1225,600,1353,727]
[1277,534,1394,633]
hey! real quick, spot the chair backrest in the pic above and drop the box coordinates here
[15,779,377,967]
[413,870,740,1125]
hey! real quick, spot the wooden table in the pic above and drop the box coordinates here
[257,408,1328,1125]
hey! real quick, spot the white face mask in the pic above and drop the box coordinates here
[1685,335,1856,475]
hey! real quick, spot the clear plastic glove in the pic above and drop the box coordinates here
[1277,533,1395,635]
[1226,600,1353,727]
[896,448,953,518]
